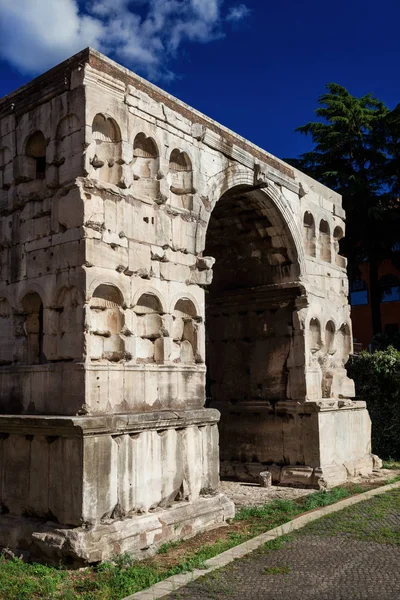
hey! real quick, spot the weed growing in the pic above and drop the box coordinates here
[383,460,400,470]
[263,565,291,576]
[262,535,292,552]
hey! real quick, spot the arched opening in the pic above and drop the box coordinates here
[310,318,322,352]
[133,133,159,179]
[325,320,335,353]
[21,292,45,364]
[322,320,336,398]
[91,114,122,185]
[0,298,13,365]
[169,149,193,210]
[0,146,12,189]
[132,133,160,199]
[333,226,345,267]
[303,212,316,257]
[55,114,82,183]
[172,298,199,364]
[45,287,83,361]
[26,132,46,179]
[134,293,164,363]
[337,323,352,363]
[89,285,125,362]
[307,317,323,400]
[319,219,331,262]
[204,186,303,472]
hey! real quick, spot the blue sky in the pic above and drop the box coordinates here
[0,0,399,160]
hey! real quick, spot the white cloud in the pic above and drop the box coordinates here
[0,0,250,81]
[226,4,251,22]
[0,0,103,73]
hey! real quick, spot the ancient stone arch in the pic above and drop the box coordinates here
[204,184,306,471]
[44,286,84,361]
[319,219,331,262]
[134,292,164,363]
[333,225,345,267]
[21,292,45,364]
[169,148,194,210]
[172,298,199,364]
[25,131,47,179]
[0,298,13,365]
[303,211,316,257]
[0,146,12,188]
[89,284,126,362]
[0,48,373,564]
[90,114,122,184]
[132,133,160,199]
[55,114,82,185]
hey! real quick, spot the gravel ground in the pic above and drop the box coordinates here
[218,468,400,506]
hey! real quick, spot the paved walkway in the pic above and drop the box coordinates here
[162,489,400,600]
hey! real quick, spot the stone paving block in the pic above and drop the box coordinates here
[159,488,400,600]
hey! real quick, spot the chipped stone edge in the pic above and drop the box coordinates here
[122,480,400,600]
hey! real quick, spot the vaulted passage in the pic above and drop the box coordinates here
[205,186,304,477]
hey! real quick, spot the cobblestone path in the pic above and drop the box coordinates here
[163,489,400,600]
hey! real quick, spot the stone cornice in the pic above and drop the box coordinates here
[0,409,220,437]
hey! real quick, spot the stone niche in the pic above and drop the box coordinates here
[89,284,127,362]
[168,149,194,210]
[0,48,374,563]
[132,133,160,199]
[90,114,122,185]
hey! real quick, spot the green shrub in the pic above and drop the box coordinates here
[348,346,400,459]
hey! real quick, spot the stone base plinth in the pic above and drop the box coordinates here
[0,410,234,562]
[0,494,234,565]
[221,456,374,488]
[218,399,374,488]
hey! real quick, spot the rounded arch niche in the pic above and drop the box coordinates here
[169,149,193,210]
[171,298,200,364]
[25,131,47,180]
[89,284,126,362]
[91,114,122,185]
[204,185,304,413]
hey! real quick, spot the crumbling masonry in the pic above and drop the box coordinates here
[0,49,374,563]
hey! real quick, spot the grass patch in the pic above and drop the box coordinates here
[300,486,351,510]
[297,488,400,545]
[262,535,292,552]
[263,565,291,576]
[384,474,400,484]
[0,482,397,599]
[157,541,181,555]
[383,460,400,470]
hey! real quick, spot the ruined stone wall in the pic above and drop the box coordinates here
[0,80,87,414]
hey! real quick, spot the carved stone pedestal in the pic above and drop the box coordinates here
[0,410,234,563]
[219,399,374,488]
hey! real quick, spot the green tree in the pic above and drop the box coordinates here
[287,83,400,335]
[348,346,400,458]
